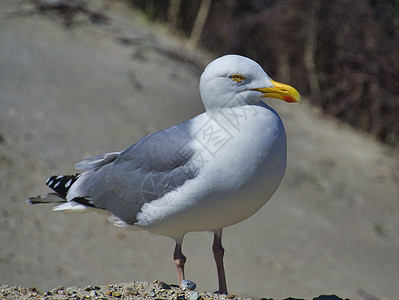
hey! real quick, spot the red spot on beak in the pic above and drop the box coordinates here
[284,96,295,103]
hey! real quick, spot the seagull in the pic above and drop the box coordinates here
[29,54,301,294]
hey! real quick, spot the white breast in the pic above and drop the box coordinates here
[136,103,287,238]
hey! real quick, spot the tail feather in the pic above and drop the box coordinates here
[53,200,108,214]
[28,173,107,214]
[46,174,80,198]
[27,193,66,205]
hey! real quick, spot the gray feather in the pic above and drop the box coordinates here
[75,152,120,171]
[72,120,198,224]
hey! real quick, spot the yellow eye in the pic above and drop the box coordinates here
[231,74,246,83]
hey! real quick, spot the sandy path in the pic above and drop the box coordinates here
[0,1,398,299]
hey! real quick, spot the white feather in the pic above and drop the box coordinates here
[53,201,108,214]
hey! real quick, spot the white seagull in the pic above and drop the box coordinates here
[29,54,301,294]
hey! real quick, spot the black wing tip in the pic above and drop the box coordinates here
[46,174,80,198]
[72,197,97,208]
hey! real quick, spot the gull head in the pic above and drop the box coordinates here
[199,54,301,112]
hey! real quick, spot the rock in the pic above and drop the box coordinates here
[51,286,65,294]
[181,279,197,290]
[66,286,78,294]
[313,295,347,300]
[125,286,139,295]
[111,291,122,297]
[158,281,172,290]
[189,290,201,300]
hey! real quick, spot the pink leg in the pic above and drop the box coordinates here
[213,229,227,294]
[173,237,186,284]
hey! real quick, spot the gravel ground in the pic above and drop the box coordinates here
[0,282,346,300]
[0,281,250,300]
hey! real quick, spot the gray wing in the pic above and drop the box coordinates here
[75,152,120,171]
[72,120,198,224]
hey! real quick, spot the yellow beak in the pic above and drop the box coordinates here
[254,79,301,103]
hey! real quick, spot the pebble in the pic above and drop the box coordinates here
[189,290,201,300]
[84,285,101,291]
[66,286,78,294]
[125,286,138,295]
[51,286,64,294]
[158,281,172,290]
[181,279,197,290]
[112,291,122,297]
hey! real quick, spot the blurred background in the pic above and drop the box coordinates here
[131,0,399,149]
[1,0,398,299]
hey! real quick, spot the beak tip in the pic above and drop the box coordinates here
[284,95,301,103]
[269,79,301,104]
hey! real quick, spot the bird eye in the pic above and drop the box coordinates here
[230,74,246,83]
